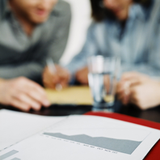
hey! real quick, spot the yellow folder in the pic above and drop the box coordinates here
[45,86,93,105]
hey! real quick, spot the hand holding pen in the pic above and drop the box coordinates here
[42,58,71,90]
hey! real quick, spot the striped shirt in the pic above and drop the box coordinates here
[0,0,71,83]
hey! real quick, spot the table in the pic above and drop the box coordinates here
[0,86,157,123]
[1,102,160,123]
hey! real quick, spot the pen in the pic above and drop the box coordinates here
[46,58,62,91]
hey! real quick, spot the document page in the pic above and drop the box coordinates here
[0,109,66,150]
[0,115,159,160]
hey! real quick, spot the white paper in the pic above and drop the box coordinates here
[0,115,159,160]
[0,109,66,150]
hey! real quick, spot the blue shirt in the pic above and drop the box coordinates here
[66,0,160,80]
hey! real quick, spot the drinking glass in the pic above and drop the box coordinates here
[88,55,120,111]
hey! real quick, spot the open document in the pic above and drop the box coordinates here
[0,109,66,150]
[0,111,159,160]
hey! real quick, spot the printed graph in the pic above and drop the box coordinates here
[43,132,141,154]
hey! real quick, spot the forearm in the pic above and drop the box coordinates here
[0,62,44,82]
[64,23,100,83]
[121,63,160,79]
[65,55,87,75]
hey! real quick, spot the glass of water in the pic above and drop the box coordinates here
[88,55,120,111]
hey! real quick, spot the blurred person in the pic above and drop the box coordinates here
[0,0,71,110]
[117,72,160,110]
[0,0,71,83]
[64,0,160,85]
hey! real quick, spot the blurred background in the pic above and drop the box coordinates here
[60,0,91,65]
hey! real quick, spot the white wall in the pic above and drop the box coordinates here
[60,0,91,65]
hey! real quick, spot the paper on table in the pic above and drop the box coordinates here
[0,109,66,150]
[45,86,93,105]
[0,115,159,160]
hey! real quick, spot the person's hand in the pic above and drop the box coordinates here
[75,66,89,85]
[117,72,150,105]
[129,80,160,110]
[43,65,70,89]
[0,77,50,111]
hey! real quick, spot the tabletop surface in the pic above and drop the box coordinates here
[1,102,160,123]
[1,86,160,123]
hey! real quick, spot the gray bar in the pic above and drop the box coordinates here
[0,150,18,160]
[11,158,20,160]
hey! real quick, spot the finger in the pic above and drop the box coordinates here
[122,72,150,84]
[10,98,31,112]
[13,82,50,109]
[43,74,58,89]
[42,68,58,88]
[117,92,126,101]
[15,93,42,111]
[129,78,142,87]
[123,95,130,105]
[119,92,130,104]
[120,79,140,92]
[58,74,70,86]
[116,85,125,94]
[129,87,140,105]
[30,83,47,95]
[117,87,131,104]
[43,78,55,89]
[19,80,50,107]
[58,71,69,79]
[116,82,122,92]
[26,89,50,107]
[22,79,47,96]
[77,76,88,84]
[80,78,88,85]
[121,72,139,81]
[59,81,67,89]
[118,96,128,105]
[118,92,129,103]
[55,84,63,91]
[15,77,46,96]
[116,81,130,95]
